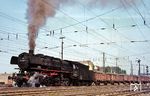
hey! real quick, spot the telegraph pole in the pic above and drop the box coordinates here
[143,65,145,75]
[115,58,118,74]
[102,52,105,73]
[59,36,65,60]
[130,61,133,75]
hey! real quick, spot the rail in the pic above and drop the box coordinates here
[0,85,150,96]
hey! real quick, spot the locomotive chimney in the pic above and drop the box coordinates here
[29,50,34,56]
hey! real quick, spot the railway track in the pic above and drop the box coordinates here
[0,85,150,96]
[107,90,150,96]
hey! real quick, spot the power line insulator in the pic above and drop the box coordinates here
[16,34,18,40]
[8,34,9,40]
[86,26,88,33]
[144,20,146,25]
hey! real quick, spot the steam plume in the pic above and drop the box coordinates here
[27,0,55,50]
[27,0,75,50]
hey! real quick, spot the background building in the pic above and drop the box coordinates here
[0,73,12,84]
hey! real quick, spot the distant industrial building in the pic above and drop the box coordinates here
[80,60,126,74]
[0,73,12,84]
[80,60,94,70]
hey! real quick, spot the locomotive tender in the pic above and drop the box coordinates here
[10,50,150,87]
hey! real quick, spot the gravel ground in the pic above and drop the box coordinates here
[0,85,150,96]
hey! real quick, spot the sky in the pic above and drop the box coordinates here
[0,0,150,75]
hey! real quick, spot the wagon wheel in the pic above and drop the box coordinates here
[43,77,52,86]
[15,78,23,87]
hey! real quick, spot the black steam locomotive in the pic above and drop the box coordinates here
[10,50,92,87]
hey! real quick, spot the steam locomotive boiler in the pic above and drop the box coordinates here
[10,50,91,87]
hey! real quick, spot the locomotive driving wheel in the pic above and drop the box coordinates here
[61,78,70,86]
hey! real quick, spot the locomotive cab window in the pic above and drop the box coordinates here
[73,64,76,69]
[73,64,78,70]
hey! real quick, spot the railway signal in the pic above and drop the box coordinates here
[146,66,149,75]
[136,59,141,76]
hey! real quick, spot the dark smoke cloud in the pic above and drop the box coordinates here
[27,0,54,50]
[27,0,76,50]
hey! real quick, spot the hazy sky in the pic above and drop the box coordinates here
[0,0,150,75]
